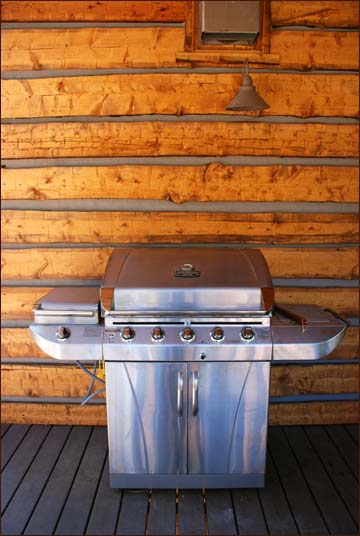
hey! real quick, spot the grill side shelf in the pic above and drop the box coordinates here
[271,304,347,361]
[29,324,104,361]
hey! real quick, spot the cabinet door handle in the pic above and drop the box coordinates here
[192,371,199,416]
[177,371,184,416]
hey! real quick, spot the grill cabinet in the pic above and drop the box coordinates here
[30,247,347,488]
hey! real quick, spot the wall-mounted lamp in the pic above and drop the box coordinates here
[226,60,269,111]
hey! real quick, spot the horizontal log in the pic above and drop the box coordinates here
[271,1,360,28]
[2,74,358,119]
[263,247,359,280]
[3,1,357,28]
[2,122,358,159]
[1,287,50,320]
[1,363,358,399]
[270,30,359,70]
[268,401,359,425]
[0,1,186,22]
[175,50,281,66]
[1,247,359,280]
[0,365,105,398]
[1,402,107,426]
[1,286,358,320]
[1,164,358,202]
[325,327,359,360]
[1,28,358,71]
[1,27,185,70]
[1,401,358,425]
[271,364,359,396]
[2,211,358,245]
[275,288,359,318]
[1,326,358,360]
[1,328,48,358]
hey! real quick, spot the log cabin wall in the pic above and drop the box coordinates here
[1,0,359,425]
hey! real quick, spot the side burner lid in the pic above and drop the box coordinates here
[101,247,273,314]
[33,287,100,325]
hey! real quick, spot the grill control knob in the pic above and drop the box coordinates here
[240,327,255,341]
[152,327,164,342]
[211,326,224,341]
[56,326,71,340]
[180,327,195,342]
[122,327,135,341]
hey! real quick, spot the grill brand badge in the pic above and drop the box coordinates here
[174,263,200,278]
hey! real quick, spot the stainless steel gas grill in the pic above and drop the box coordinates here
[30,247,347,488]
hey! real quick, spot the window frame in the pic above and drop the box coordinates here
[184,0,271,54]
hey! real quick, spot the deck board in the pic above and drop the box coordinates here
[345,424,359,444]
[1,425,50,513]
[304,426,359,524]
[258,454,298,534]
[231,489,268,535]
[86,457,122,535]
[25,426,93,535]
[284,426,358,535]
[1,424,11,437]
[116,490,149,535]
[205,490,238,535]
[1,424,30,470]
[325,424,359,477]
[55,426,108,535]
[1,426,71,536]
[268,427,328,534]
[147,490,176,535]
[178,489,206,535]
[1,424,358,535]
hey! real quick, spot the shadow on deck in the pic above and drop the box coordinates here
[1,424,358,535]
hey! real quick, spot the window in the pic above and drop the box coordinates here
[177,0,277,65]
[200,1,260,47]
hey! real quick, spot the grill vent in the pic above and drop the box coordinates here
[200,0,260,45]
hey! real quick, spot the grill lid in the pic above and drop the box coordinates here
[101,247,273,314]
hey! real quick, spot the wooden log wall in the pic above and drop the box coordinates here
[1,0,359,426]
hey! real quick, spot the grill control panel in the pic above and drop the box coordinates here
[103,323,271,362]
[104,325,263,345]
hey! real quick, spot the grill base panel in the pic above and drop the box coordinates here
[109,473,265,489]
[105,361,270,488]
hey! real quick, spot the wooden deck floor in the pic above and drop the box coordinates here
[1,424,358,535]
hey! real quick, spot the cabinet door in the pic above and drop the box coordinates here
[106,362,187,475]
[188,362,270,475]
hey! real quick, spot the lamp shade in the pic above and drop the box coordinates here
[226,73,269,111]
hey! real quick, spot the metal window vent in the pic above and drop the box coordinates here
[200,0,260,45]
